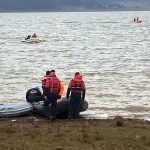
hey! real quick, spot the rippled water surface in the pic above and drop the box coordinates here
[0,12,150,120]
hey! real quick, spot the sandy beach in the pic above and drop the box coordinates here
[0,116,150,150]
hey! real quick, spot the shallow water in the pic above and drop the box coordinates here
[0,11,150,120]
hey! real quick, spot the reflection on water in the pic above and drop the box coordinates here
[0,12,150,120]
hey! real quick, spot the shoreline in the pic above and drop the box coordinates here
[0,10,150,13]
[1,115,150,150]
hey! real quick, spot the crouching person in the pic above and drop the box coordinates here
[66,72,86,120]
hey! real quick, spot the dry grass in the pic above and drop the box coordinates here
[0,117,150,150]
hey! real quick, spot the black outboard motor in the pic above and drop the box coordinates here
[26,86,44,103]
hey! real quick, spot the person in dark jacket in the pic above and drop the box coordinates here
[66,72,86,120]
[43,71,60,121]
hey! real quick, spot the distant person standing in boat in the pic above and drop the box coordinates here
[133,17,141,22]
[133,17,136,22]
[31,33,37,38]
[66,72,86,120]
[43,71,60,121]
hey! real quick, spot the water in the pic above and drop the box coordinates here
[0,11,150,120]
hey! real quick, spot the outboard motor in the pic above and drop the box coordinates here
[26,86,43,102]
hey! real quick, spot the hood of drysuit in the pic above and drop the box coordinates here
[49,72,56,77]
[41,75,50,81]
[74,74,82,82]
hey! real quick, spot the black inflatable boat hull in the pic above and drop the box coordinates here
[32,98,88,118]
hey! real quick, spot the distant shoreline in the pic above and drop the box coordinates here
[0,0,150,15]
[0,9,150,13]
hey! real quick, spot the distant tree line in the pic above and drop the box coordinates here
[0,0,150,12]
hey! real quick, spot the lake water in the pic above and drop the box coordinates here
[0,11,150,120]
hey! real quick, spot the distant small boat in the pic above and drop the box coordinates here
[0,102,33,118]
[131,20,142,24]
[22,38,41,43]
[131,17,142,24]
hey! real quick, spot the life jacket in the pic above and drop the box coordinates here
[70,74,85,93]
[58,81,64,96]
[41,75,50,87]
[45,72,60,94]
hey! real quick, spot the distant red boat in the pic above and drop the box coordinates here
[131,17,142,24]
[131,20,142,23]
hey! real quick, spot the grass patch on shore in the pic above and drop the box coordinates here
[0,117,150,150]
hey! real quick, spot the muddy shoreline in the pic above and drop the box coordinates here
[0,115,150,150]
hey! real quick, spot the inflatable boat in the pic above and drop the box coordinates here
[0,102,33,118]
[131,20,142,24]
[22,38,41,43]
[32,98,88,119]
[26,87,89,118]
[133,20,142,23]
